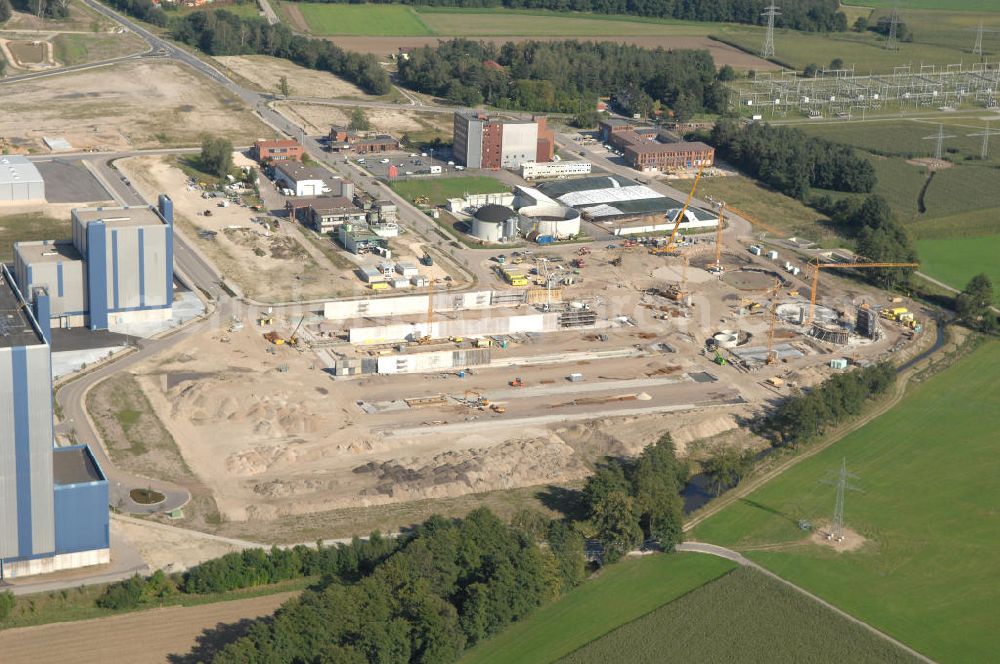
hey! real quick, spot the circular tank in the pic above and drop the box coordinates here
[713,329,740,348]
[517,204,581,239]
[470,204,517,242]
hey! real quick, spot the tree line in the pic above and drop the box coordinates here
[172,9,390,94]
[708,120,877,201]
[398,38,728,118]
[96,533,402,609]
[286,0,847,32]
[9,0,69,20]
[101,0,167,27]
[756,362,896,447]
[0,0,12,25]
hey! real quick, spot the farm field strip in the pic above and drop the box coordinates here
[692,340,1000,662]
[459,553,736,664]
[559,567,920,664]
[916,235,1000,302]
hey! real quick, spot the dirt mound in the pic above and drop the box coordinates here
[810,524,868,553]
[350,436,589,501]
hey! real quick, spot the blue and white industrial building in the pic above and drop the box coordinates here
[0,265,109,579]
[13,194,174,331]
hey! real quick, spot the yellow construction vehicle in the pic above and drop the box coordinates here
[491,404,507,414]
[881,307,909,321]
[263,331,284,345]
[806,261,918,325]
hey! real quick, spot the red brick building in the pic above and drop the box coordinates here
[252,139,303,163]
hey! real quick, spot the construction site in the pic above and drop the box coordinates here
[117,169,927,529]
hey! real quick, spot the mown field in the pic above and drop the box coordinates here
[295,3,433,35]
[916,235,1000,302]
[693,340,1000,663]
[460,553,736,664]
[389,175,506,205]
[845,0,998,10]
[560,567,919,664]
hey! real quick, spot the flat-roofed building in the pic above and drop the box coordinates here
[14,195,174,331]
[0,266,109,578]
[454,112,549,169]
[274,161,334,197]
[0,155,45,203]
[252,139,304,163]
[623,140,715,172]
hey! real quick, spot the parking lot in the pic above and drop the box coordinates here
[348,149,462,180]
[35,160,113,204]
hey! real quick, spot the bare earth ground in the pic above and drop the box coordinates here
[0,60,271,152]
[215,54,371,99]
[811,525,868,553]
[114,517,249,572]
[118,155,357,302]
[329,35,778,70]
[0,592,298,664]
[277,101,453,137]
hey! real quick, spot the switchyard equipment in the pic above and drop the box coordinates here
[731,63,1000,119]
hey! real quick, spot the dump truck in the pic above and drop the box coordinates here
[263,331,284,345]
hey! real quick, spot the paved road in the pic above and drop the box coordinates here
[677,542,937,664]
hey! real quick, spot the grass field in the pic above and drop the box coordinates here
[692,340,1000,662]
[460,553,736,664]
[388,175,506,205]
[845,0,999,10]
[51,32,148,66]
[678,175,841,246]
[296,3,432,35]
[916,235,1000,302]
[560,567,919,663]
[0,213,71,262]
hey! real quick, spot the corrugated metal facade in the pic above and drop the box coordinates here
[0,341,56,560]
[54,477,110,554]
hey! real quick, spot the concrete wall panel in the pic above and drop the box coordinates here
[0,351,19,558]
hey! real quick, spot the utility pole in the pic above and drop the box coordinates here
[823,458,862,540]
[923,124,955,161]
[761,3,780,59]
[968,121,1000,160]
[886,0,900,51]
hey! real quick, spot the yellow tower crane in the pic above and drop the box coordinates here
[807,260,919,326]
[659,162,707,254]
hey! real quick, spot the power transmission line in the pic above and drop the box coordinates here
[967,121,1000,160]
[886,0,900,51]
[821,458,862,541]
[761,3,780,59]
[923,124,956,160]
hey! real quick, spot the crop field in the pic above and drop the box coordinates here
[293,3,432,35]
[916,235,1000,301]
[692,340,1000,662]
[389,175,506,206]
[560,567,919,663]
[460,553,736,664]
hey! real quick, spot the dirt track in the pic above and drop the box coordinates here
[0,592,298,664]
[330,35,778,70]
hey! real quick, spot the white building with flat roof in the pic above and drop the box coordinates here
[0,155,45,203]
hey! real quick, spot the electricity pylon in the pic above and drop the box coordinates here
[761,3,780,59]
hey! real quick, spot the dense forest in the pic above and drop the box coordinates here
[398,39,728,118]
[172,10,390,94]
[0,0,12,24]
[708,120,877,201]
[286,0,847,32]
[207,509,585,663]
[103,0,167,26]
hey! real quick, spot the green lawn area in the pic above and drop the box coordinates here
[692,340,1000,663]
[460,553,736,664]
[714,25,973,74]
[678,175,841,247]
[416,6,716,37]
[296,3,433,36]
[388,175,507,206]
[916,235,1000,302]
[845,0,998,10]
[0,213,71,262]
[51,32,147,66]
[560,567,919,664]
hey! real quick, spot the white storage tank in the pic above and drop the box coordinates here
[470,204,517,243]
[517,204,581,239]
